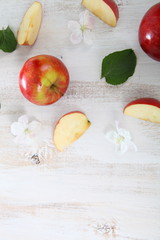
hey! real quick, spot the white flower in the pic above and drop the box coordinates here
[105,121,137,154]
[11,115,42,147]
[68,10,95,45]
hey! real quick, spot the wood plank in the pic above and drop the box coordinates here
[0,0,159,239]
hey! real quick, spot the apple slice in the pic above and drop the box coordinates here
[17,1,42,45]
[54,112,91,151]
[82,0,119,27]
[124,98,160,123]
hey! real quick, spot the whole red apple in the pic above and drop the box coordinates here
[19,55,69,105]
[138,3,160,61]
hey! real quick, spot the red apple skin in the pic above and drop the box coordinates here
[138,3,160,61]
[55,111,90,126]
[19,55,69,105]
[124,98,160,111]
[103,0,119,20]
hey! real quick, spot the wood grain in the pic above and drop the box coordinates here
[0,0,160,239]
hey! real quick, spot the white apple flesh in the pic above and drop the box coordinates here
[54,112,91,151]
[124,98,160,124]
[82,0,119,27]
[17,1,42,45]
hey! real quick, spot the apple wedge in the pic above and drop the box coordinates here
[54,112,91,151]
[82,0,119,27]
[124,98,160,123]
[17,1,42,45]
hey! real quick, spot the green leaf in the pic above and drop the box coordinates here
[0,26,17,52]
[101,49,137,85]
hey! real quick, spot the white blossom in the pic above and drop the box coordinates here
[11,115,41,147]
[68,10,95,45]
[105,121,137,154]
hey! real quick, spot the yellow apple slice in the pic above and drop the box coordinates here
[124,98,160,123]
[54,111,91,151]
[17,1,42,45]
[82,0,119,27]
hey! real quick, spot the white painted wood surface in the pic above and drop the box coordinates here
[0,0,160,239]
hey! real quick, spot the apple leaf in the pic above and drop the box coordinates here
[101,49,137,85]
[0,26,17,52]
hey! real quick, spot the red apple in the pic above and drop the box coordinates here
[124,98,160,123]
[19,55,69,105]
[82,0,119,27]
[138,3,160,61]
[54,111,91,151]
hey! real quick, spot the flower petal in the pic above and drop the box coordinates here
[115,121,132,142]
[84,10,95,29]
[68,20,80,32]
[105,130,117,143]
[83,30,93,45]
[25,135,38,146]
[120,142,129,154]
[28,121,41,133]
[18,115,29,124]
[11,122,25,136]
[14,133,38,147]
[105,121,137,154]
[79,11,85,26]
[115,121,119,132]
[14,133,26,145]
[115,143,120,152]
[70,30,82,44]
[118,128,132,142]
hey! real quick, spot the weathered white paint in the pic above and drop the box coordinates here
[0,0,160,239]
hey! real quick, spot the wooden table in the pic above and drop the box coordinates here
[0,0,160,239]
